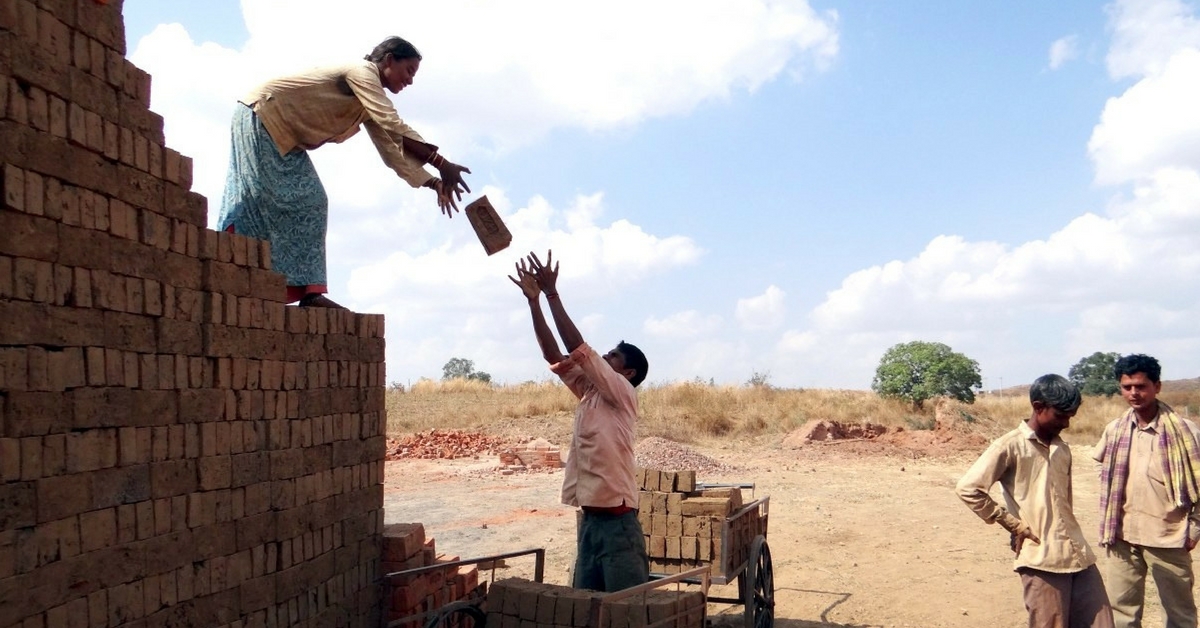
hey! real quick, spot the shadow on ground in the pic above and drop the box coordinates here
[707,588,880,628]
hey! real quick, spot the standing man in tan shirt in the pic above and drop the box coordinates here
[1094,354,1200,628]
[509,251,650,592]
[958,374,1114,628]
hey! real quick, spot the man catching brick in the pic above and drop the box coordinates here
[509,250,650,592]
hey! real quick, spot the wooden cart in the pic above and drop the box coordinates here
[647,482,773,628]
[383,482,772,628]
[383,548,713,628]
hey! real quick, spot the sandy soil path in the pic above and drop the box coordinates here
[384,439,1182,628]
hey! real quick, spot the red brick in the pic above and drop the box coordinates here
[77,189,95,229]
[3,164,26,211]
[103,118,118,160]
[138,279,161,316]
[57,222,111,270]
[122,351,140,389]
[34,473,88,522]
[134,133,149,171]
[85,109,104,152]
[63,0,109,47]
[149,459,197,499]
[66,99,87,145]
[36,9,69,63]
[22,168,43,216]
[7,78,28,125]
[89,464,151,510]
[71,30,90,69]
[198,455,232,490]
[6,389,70,437]
[112,164,162,215]
[203,260,251,296]
[155,317,202,357]
[27,84,48,132]
[104,310,156,353]
[0,255,11,299]
[135,499,153,539]
[108,579,145,624]
[179,154,193,190]
[249,268,286,303]
[48,94,66,138]
[65,429,118,473]
[149,141,162,179]
[11,256,53,302]
[78,507,117,553]
[51,263,71,305]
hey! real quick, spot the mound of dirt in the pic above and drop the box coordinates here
[781,420,888,446]
[783,417,990,458]
[386,429,509,460]
[635,437,739,475]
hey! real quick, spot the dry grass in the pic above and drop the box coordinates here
[387,378,1200,446]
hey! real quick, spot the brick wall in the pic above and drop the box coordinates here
[0,1,388,626]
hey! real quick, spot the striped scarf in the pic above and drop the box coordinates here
[1098,401,1200,546]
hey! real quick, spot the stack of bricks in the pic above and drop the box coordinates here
[0,1,388,626]
[483,578,705,628]
[382,523,483,628]
[637,469,764,578]
[498,439,563,471]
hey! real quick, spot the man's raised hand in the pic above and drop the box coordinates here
[527,250,560,295]
[508,259,540,301]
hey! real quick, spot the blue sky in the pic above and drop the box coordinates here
[122,0,1200,389]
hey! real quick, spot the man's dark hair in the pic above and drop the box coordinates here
[365,36,422,63]
[1029,374,1082,413]
[1114,353,1161,384]
[618,341,649,388]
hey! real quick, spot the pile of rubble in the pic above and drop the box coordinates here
[385,429,508,460]
[634,437,738,476]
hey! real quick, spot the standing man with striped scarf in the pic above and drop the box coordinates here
[1094,354,1200,628]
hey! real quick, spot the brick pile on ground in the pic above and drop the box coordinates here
[498,437,563,472]
[636,469,766,578]
[634,437,738,476]
[385,429,507,460]
[483,578,705,628]
[382,523,482,628]
[1,3,387,626]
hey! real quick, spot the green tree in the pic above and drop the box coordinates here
[441,357,492,383]
[871,341,982,409]
[1068,351,1120,397]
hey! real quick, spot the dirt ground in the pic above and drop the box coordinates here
[383,429,1184,628]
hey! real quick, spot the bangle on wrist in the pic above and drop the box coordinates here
[546,293,559,299]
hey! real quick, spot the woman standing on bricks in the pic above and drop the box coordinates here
[218,36,470,309]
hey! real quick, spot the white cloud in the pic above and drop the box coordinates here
[736,286,786,331]
[1048,35,1080,70]
[1088,49,1200,186]
[644,311,723,339]
[1106,0,1200,79]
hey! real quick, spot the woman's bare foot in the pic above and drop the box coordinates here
[298,293,348,309]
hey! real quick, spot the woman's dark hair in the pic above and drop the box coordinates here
[365,36,422,63]
[617,341,649,388]
[1114,353,1162,383]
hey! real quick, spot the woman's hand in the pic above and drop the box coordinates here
[425,177,459,217]
[508,260,541,301]
[436,160,472,205]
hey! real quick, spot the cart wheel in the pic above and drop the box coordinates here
[742,536,774,628]
[424,600,487,628]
